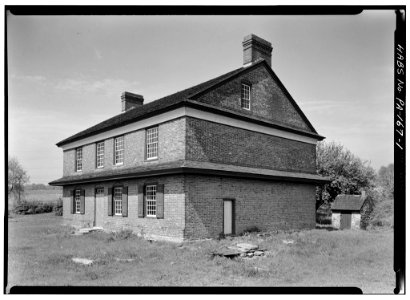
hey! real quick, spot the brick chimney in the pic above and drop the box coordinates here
[121,91,144,112]
[242,34,273,67]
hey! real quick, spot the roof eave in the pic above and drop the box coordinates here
[49,167,331,186]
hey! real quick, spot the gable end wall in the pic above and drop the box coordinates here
[195,65,312,132]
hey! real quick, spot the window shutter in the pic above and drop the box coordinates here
[80,189,85,214]
[122,186,128,217]
[156,184,164,219]
[108,188,113,216]
[138,185,144,218]
[71,190,75,214]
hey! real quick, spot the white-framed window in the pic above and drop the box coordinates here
[146,127,158,160]
[114,187,122,215]
[241,83,251,110]
[96,141,104,168]
[95,187,104,197]
[146,185,157,217]
[75,190,81,213]
[114,136,124,165]
[75,147,83,172]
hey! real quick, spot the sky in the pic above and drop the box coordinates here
[7,10,396,184]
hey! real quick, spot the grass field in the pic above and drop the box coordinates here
[7,213,394,293]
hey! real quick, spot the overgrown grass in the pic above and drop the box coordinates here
[7,213,394,292]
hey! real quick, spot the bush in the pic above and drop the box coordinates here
[241,226,260,235]
[106,229,134,242]
[368,187,393,228]
[14,200,59,215]
[54,198,63,216]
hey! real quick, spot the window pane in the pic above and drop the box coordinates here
[96,142,104,168]
[75,190,81,213]
[76,148,82,171]
[114,136,124,165]
[146,127,158,159]
[146,185,157,216]
[241,84,251,109]
[114,187,122,215]
[96,188,104,196]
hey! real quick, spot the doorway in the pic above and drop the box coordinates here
[223,199,234,235]
[94,187,105,227]
[340,212,352,229]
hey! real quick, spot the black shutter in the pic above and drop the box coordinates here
[80,189,85,214]
[108,188,113,216]
[138,185,144,218]
[156,184,164,219]
[71,190,75,214]
[122,187,128,217]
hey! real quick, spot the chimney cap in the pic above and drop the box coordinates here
[121,91,144,100]
[243,34,272,47]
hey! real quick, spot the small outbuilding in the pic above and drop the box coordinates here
[331,192,373,230]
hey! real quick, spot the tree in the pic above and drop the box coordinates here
[377,163,394,197]
[316,141,376,210]
[8,156,29,205]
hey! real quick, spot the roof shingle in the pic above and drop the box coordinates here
[331,194,367,211]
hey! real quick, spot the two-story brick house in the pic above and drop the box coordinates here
[50,34,330,242]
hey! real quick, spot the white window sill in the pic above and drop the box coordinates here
[114,213,123,216]
[97,166,104,169]
[146,157,158,161]
[114,163,124,166]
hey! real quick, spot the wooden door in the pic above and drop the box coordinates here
[223,200,234,235]
[94,188,105,227]
[340,212,351,229]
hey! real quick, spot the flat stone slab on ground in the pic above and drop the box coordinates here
[212,247,243,257]
[254,250,264,256]
[236,243,258,251]
[282,239,295,244]
[72,257,93,265]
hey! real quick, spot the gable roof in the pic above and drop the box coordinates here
[57,60,323,147]
[331,194,367,211]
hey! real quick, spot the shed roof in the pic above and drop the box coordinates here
[331,194,367,211]
[49,160,331,186]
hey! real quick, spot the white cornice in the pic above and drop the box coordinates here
[61,106,319,150]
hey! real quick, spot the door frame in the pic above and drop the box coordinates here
[94,187,104,227]
[340,212,352,229]
[222,198,235,236]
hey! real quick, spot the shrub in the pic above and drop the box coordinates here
[54,198,63,216]
[14,200,59,215]
[106,229,134,242]
[241,226,260,235]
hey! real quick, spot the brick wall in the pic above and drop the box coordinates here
[184,175,316,239]
[186,117,316,173]
[62,118,186,177]
[195,65,312,132]
[62,175,185,242]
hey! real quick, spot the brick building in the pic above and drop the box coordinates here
[50,34,330,242]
